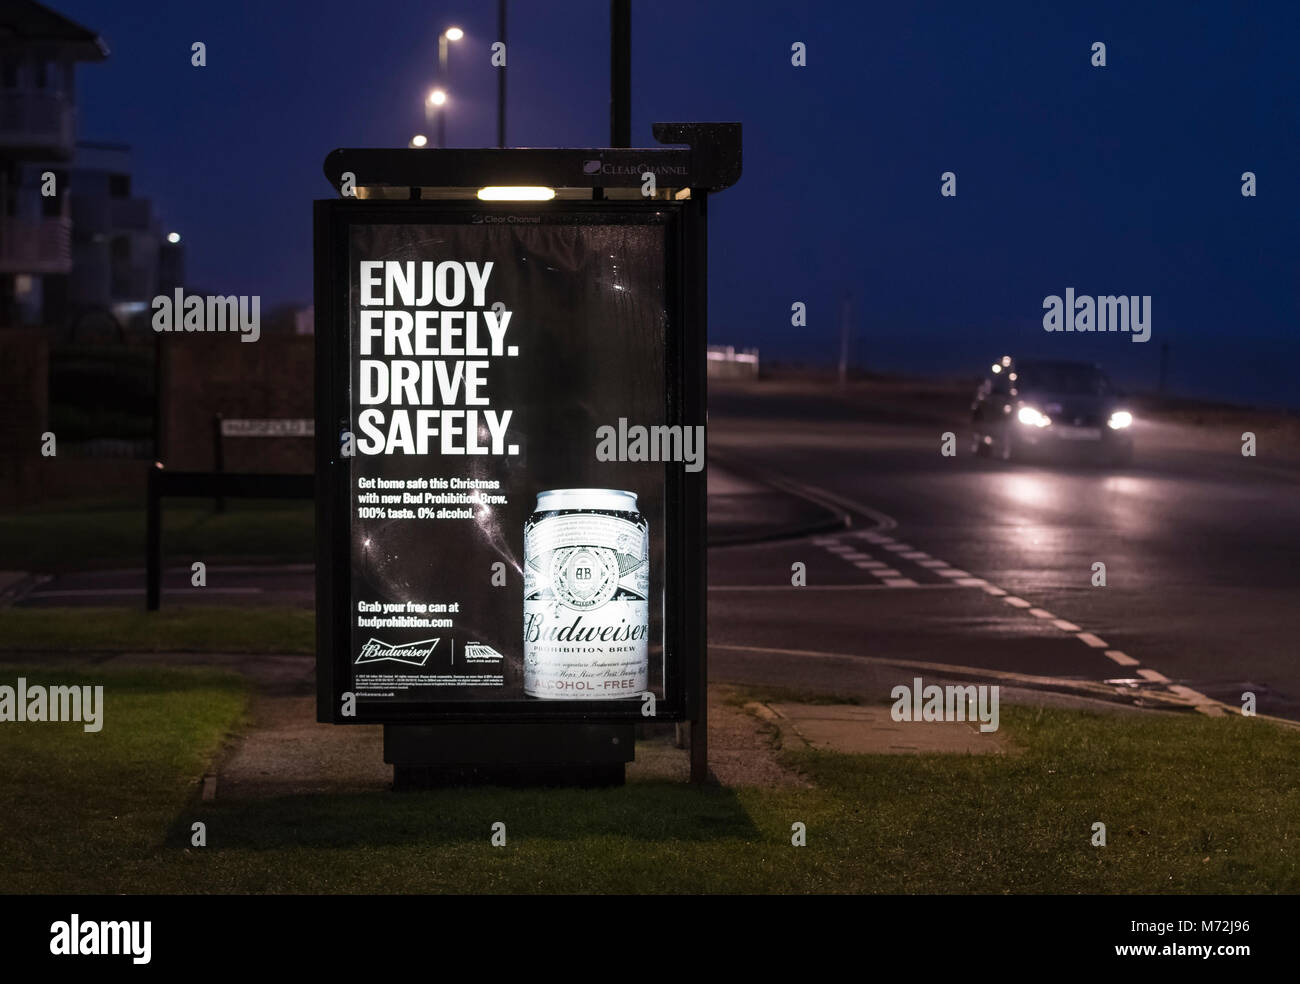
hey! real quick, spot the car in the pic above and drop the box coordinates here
[970,357,1134,464]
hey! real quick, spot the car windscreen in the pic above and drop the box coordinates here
[1017,364,1109,396]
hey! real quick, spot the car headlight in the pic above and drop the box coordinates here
[1107,410,1133,429]
[1017,406,1051,428]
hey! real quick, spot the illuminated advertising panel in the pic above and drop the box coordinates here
[315,201,702,723]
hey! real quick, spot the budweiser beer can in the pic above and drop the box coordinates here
[523,489,649,699]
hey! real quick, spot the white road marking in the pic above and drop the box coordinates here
[854,560,888,569]
[29,587,264,597]
[900,551,931,560]
[868,568,903,577]
[954,578,988,587]
[841,552,872,561]
[716,466,1232,721]
[883,578,919,587]
[710,644,1198,708]
[884,543,913,552]
[708,583,964,592]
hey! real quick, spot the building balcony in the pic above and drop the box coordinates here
[0,92,76,158]
[0,216,72,274]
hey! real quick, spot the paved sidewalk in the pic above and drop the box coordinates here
[750,701,1009,755]
[211,677,806,798]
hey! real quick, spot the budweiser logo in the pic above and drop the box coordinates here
[354,637,440,666]
[524,612,648,644]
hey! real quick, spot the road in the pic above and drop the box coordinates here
[12,378,1298,721]
[708,379,1300,720]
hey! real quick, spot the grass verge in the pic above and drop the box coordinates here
[0,663,248,893]
[2,676,1297,893]
[0,606,314,654]
[0,498,313,572]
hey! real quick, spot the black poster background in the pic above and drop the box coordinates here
[346,217,668,704]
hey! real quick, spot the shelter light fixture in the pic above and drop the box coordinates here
[476,186,556,201]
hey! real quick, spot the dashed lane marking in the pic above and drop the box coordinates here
[709,583,964,592]
[730,470,1233,717]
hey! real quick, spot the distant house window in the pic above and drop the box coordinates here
[109,174,131,199]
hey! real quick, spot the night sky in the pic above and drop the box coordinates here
[59,1,1299,407]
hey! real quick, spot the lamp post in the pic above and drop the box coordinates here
[426,87,448,148]
[433,26,462,148]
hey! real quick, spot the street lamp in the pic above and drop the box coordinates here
[433,25,463,147]
[409,134,428,148]
[426,88,449,149]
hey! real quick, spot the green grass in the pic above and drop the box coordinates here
[3,670,1298,893]
[0,664,248,893]
[0,498,313,571]
[0,606,314,654]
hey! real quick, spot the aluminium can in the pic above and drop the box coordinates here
[523,488,649,699]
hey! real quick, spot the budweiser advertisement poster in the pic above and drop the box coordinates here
[327,207,681,714]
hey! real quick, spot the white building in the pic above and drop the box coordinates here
[0,0,107,328]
